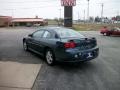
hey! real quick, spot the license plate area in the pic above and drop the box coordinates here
[82,52,93,58]
[87,52,93,58]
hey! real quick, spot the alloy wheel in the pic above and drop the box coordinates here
[46,50,55,65]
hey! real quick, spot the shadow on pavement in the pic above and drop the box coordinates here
[0,50,44,64]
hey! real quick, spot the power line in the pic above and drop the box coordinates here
[0,0,58,3]
[0,0,61,9]
[0,5,60,10]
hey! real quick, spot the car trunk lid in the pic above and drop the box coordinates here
[61,37,97,50]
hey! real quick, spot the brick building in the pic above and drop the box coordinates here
[0,16,12,27]
[12,18,47,27]
[0,16,47,27]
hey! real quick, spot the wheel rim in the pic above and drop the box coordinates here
[104,33,107,36]
[23,42,27,50]
[46,51,53,64]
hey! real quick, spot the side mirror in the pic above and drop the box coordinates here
[28,34,33,37]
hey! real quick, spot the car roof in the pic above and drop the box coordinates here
[38,26,72,31]
[37,26,85,38]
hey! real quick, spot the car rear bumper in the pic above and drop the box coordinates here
[55,47,99,62]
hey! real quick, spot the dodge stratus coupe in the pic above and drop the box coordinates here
[23,27,99,65]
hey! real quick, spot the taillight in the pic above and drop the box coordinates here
[64,42,76,48]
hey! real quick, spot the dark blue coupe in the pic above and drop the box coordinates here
[23,27,99,65]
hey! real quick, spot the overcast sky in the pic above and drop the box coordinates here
[0,0,120,20]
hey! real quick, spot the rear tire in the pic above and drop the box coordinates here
[45,49,55,66]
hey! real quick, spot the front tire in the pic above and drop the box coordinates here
[102,33,105,35]
[45,49,55,66]
[23,41,28,51]
[104,32,110,36]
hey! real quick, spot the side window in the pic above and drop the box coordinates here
[43,31,52,38]
[33,30,44,38]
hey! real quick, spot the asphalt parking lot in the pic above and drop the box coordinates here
[0,27,120,90]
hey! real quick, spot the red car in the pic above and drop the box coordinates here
[100,27,120,36]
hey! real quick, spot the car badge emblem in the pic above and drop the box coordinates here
[87,53,92,58]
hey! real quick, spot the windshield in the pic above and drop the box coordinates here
[54,28,85,38]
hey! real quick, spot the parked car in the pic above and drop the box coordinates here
[100,26,109,36]
[100,27,120,36]
[23,27,99,65]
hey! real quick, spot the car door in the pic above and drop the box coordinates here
[29,30,44,54]
[38,30,53,54]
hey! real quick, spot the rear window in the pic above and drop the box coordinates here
[54,28,85,38]
[114,27,120,31]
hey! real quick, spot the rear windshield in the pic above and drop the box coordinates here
[54,28,85,38]
[114,27,120,31]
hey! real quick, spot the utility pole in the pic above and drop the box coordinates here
[87,0,90,22]
[59,9,61,25]
[117,10,119,16]
[101,3,104,23]
[59,9,61,19]
[12,9,14,17]
[117,10,119,24]
[78,12,79,23]
[84,10,85,24]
